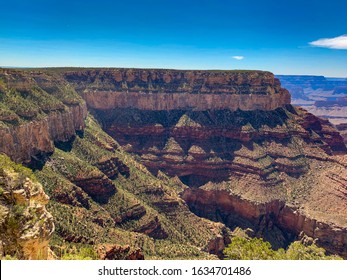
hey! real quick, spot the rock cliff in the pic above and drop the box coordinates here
[0,69,87,165]
[0,68,346,259]
[277,75,347,144]
[0,155,54,259]
[64,69,290,111]
[63,68,347,258]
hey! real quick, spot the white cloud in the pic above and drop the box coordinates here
[232,56,244,60]
[309,35,347,49]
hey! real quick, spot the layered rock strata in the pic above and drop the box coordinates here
[64,69,347,258]
[336,123,347,144]
[0,69,87,164]
[0,104,87,164]
[1,68,346,259]
[0,157,54,259]
[64,69,290,111]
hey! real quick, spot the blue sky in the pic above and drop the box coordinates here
[1,0,346,76]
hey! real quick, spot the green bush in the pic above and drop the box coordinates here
[223,237,342,260]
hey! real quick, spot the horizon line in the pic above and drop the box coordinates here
[0,66,345,78]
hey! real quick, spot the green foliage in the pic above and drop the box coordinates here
[61,246,98,260]
[3,89,40,119]
[285,241,342,260]
[0,103,19,124]
[49,148,98,179]
[0,154,36,182]
[223,237,279,260]
[223,237,342,260]
[1,255,18,260]
[0,69,84,124]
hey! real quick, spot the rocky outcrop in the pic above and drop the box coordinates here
[65,69,290,111]
[0,69,88,165]
[0,104,87,164]
[72,174,116,204]
[134,216,168,239]
[336,123,347,144]
[114,204,146,224]
[0,158,54,259]
[75,69,346,258]
[96,244,144,260]
[205,226,231,257]
[95,156,130,179]
[83,90,290,111]
[182,188,347,258]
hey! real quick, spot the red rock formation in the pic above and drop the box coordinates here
[83,90,290,111]
[134,216,168,239]
[182,187,347,258]
[336,123,347,144]
[65,69,285,95]
[68,69,346,258]
[1,68,346,259]
[95,156,130,179]
[114,204,146,224]
[97,244,144,260]
[67,69,291,111]
[0,104,87,164]
[72,174,116,204]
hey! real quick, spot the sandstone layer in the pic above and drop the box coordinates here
[0,69,88,165]
[0,156,54,259]
[64,69,290,111]
[1,68,346,259]
[0,104,87,164]
[63,69,347,258]
[83,91,290,111]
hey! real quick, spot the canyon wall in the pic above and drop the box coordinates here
[0,104,87,164]
[64,69,290,111]
[64,69,347,258]
[83,91,290,111]
[182,188,347,257]
[0,69,88,164]
[0,68,346,259]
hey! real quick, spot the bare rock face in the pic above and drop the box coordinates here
[0,161,54,259]
[71,69,347,258]
[1,68,346,259]
[46,154,117,204]
[95,156,130,179]
[0,69,88,165]
[72,174,116,204]
[336,123,347,144]
[96,243,144,260]
[205,225,231,256]
[134,216,168,239]
[0,104,87,164]
[64,69,290,111]
[83,91,290,111]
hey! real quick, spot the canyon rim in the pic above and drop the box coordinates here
[0,68,346,260]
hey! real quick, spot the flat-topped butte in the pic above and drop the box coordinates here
[61,68,291,111]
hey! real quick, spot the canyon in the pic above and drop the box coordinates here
[277,75,347,144]
[0,68,346,259]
